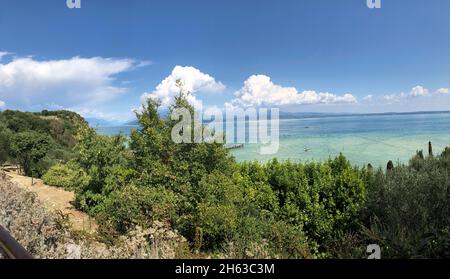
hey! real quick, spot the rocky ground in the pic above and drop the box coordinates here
[0,171,187,259]
[6,172,97,233]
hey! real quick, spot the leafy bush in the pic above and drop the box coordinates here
[239,155,367,253]
[186,171,242,249]
[42,162,90,190]
[0,122,12,164]
[363,153,450,258]
[72,127,131,213]
[96,184,178,235]
[11,131,51,176]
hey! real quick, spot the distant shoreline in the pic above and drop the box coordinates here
[120,110,450,126]
[278,110,450,120]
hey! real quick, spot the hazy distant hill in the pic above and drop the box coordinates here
[125,119,139,125]
[123,110,450,125]
[86,118,118,127]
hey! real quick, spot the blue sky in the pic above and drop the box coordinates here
[0,0,449,123]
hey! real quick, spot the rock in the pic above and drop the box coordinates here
[66,243,82,259]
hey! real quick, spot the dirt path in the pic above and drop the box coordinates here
[5,173,97,233]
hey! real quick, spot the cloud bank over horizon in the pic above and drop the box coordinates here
[0,52,141,119]
[1,51,450,121]
[380,85,450,104]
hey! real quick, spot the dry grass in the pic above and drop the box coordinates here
[7,172,97,233]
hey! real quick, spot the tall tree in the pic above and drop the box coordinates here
[428,141,433,157]
[0,123,12,164]
[11,131,51,176]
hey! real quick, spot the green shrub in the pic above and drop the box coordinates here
[0,124,12,164]
[364,153,450,258]
[72,127,131,212]
[267,221,314,259]
[11,131,51,176]
[95,184,178,235]
[189,171,243,249]
[42,162,90,190]
[248,155,367,251]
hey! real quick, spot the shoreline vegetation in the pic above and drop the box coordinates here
[1,93,449,259]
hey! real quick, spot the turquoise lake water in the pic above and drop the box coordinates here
[95,112,450,167]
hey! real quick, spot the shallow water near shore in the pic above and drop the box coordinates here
[95,112,450,167]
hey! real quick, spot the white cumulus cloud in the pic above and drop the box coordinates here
[362,95,373,101]
[0,100,6,109]
[382,92,407,103]
[436,88,450,94]
[381,85,449,103]
[0,55,138,111]
[226,75,357,108]
[409,85,429,97]
[141,65,225,108]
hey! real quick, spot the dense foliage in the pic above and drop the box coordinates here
[0,110,86,176]
[41,162,90,191]
[40,88,450,258]
[3,88,449,258]
[10,131,51,176]
[361,151,450,258]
